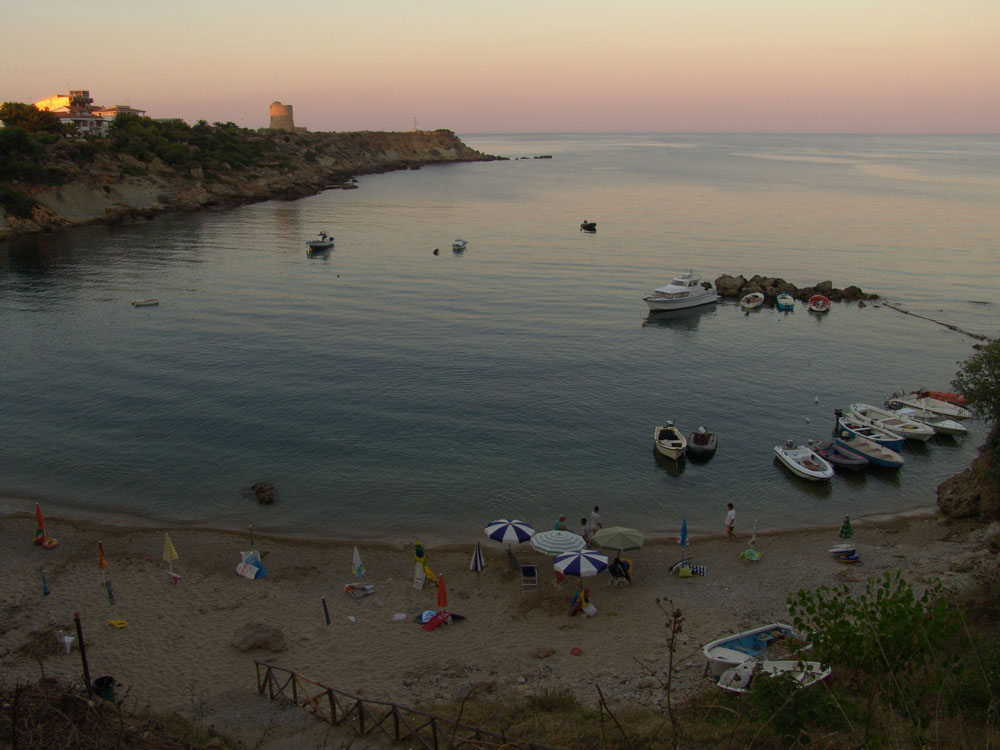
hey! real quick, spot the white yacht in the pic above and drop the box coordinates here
[644,272,719,311]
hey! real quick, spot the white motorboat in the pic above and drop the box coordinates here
[849,402,935,442]
[774,441,834,481]
[307,230,334,250]
[776,293,795,311]
[740,291,764,309]
[452,239,468,251]
[892,406,968,436]
[887,392,972,421]
[643,272,719,312]
[703,623,806,678]
[717,659,832,694]
[654,421,687,460]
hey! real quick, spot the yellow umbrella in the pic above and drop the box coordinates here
[163,533,180,581]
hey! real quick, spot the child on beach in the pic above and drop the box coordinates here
[726,503,736,541]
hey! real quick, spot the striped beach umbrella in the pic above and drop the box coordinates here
[529,529,586,556]
[553,549,609,578]
[470,540,485,590]
[485,519,535,548]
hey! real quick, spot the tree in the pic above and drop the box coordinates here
[953,338,1000,434]
[0,102,66,134]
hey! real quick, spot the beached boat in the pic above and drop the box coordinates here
[654,421,687,460]
[307,230,334,250]
[740,291,765,310]
[911,389,966,406]
[849,402,935,442]
[686,426,718,461]
[891,406,968,436]
[131,299,159,307]
[703,623,806,678]
[808,294,830,313]
[836,411,904,452]
[776,293,795,311]
[452,239,468,251]
[834,430,904,469]
[887,392,971,421]
[580,220,596,232]
[643,272,720,312]
[717,659,832,694]
[812,440,869,470]
[774,441,835,481]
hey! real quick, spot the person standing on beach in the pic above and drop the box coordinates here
[725,503,736,541]
[555,514,568,530]
[578,517,592,545]
[590,505,603,531]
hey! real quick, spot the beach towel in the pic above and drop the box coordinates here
[421,611,453,631]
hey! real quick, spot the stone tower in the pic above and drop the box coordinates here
[269,102,295,131]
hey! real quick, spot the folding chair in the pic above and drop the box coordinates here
[520,564,539,591]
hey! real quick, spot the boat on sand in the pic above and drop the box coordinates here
[717,659,831,694]
[703,623,806,678]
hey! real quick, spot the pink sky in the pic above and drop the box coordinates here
[2,0,997,133]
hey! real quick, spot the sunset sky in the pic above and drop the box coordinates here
[2,0,997,133]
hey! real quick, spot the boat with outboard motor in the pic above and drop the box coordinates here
[774,441,835,481]
[307,230,334,251]
[654,421,687,460]
[836,410,904,452]
[834,430,904,469]
[849,402,935,442]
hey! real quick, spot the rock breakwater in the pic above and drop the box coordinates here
[714,274,877,303]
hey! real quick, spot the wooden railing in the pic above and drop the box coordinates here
[254,661,564,749]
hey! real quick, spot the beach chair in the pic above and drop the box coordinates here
[609,556,632,587]
[520,564,539,591]
[413,561,426,589]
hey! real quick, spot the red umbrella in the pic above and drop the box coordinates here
[436,574,448,610]
[33,504,58,549]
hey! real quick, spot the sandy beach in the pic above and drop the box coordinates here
[2,502,997,746]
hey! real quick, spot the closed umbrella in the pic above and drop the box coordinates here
[436,574,448,610]
[163,533,179,580]
[529,529,586,556]
[554,549,609,578]
[34,503,58,549]
[484,519,535,548]
[352,546,366,579]
[469,541,485,591]
[591,526,646,554]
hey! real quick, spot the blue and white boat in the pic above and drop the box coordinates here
[776,293,795,311]
[837,411,904,452]
[834,430,904,470]
[452,239,468,251]
[703,623,806,678]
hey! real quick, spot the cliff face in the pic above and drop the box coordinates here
[0,129,499,240]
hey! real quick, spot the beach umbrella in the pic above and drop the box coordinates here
[839,515,853,540]
[41,568,54,624]
[97,541,115,606]
[529,529,586,556]
[436,574,448,610]
[470,540,485,590]
[591,526,646,554]
[33,503,58,549]
[163,533,179,579]
[553,549,609,578]
[484,519,535,548]
[352,546,366,579]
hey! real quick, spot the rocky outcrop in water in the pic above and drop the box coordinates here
[0,129,501,240]
[714,274,876,303]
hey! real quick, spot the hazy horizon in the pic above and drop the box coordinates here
[2,1,998,135]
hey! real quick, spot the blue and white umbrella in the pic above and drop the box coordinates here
[553,549,609,578]
[485,519,535,548]
[529,529,587,556]
[470,540,486,590]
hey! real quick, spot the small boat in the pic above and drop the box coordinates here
[776,293,795,311]
[686,426,718,461]
[808,294,831,313]
[829,543,860,563]
[452,239,468,251]
[702,623,806,678]
[911,389,966,406]
[131,299,159,307]
[580,220,597,232]
[887,392,971,421]
[812,440,869,470]
[774,441,835,481]
[644,272,720,312]
[849,402,935,442]
[717,659,832,694]
[307,230,334,250]
[740,292,765,310]
[836,411,904,452]
[654,421,687,460]
[834,430,904,469]
[891,406,968,436]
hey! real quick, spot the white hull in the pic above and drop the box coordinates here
[849,402,934,442]
[644,271,719,311]
[654,425,687,460]
[892,407,968,436]
[718,660,831,694]
[644,292,719,311]
[774,445,834,481]
[889,394,971,421]
[703,623,803,678]
[740,292,764,309]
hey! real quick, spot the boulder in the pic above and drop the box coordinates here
[714,274,746,298]
[841,285,865,301]
[815,280,834,294]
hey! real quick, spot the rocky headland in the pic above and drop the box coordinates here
[0,128,500,241]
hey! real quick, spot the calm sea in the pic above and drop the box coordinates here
[2,134,998,543]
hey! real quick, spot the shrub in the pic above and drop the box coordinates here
[0,186,37,217]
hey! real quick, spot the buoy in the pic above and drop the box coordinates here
[433,248,439,255]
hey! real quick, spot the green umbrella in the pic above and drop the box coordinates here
[838,516,853,540]
[591,526,647,554]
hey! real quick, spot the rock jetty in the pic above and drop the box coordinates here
[714,274,876,303]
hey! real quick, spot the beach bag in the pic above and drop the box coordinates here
[582,603,597,617]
